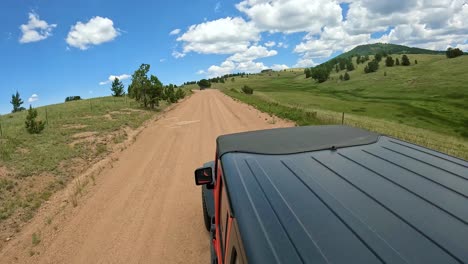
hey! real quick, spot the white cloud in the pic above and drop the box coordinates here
[172,51,186,59]
[99,74,130,85]
[169,28,181,35]
[19,12,57,43]
[174,0,467,73]
[207,60,236,77]
[177,17,260,55]
[271,64,290,71]
[294,26,370,59]
[160,58,166,62]
[236,0,342,34]
[66,16,119,50]
[28,94,39,103]
[265,41,276,47]
[203,59,287,78]
[227,45,277,62]
[237,61,268,72]
[294,58,317,68]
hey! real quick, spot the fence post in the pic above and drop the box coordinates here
[0,121,3,137]
[342,112,345,125]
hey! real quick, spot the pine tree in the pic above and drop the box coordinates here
[10,91,24,113]
[346,61,355,71]
[344,72,350,81]
[401,55,411,66]
[375,53,383,62]
[25,105,45,134]
[111,78,125,97]
[396,58,400,65]
[385,56,395,67]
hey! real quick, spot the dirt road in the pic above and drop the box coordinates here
[0,90,292,263]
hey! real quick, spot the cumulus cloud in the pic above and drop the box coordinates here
[66,17,119,50]
[99,74,130,85]
[227,45,277,62]
[177,17,260,55]
[169,28,181,35]
[206,60,237,77]
[236,0,342,33]
[271,64,290,71]
[203,60,289,78]
[294,58,317,68]
[19,12,57,43]
[294,26,370,59]
[177,0,467,72]
[28,94,39,103]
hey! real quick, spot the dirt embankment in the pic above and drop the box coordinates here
[0,89,293,263]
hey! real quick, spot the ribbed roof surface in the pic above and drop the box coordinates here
[221,136,468,264]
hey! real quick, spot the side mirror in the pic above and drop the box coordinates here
[195,167,214,186]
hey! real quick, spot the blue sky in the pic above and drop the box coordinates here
[1,0,466,114]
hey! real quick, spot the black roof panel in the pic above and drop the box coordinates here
[221,135,468,264]
[217,125,379,157]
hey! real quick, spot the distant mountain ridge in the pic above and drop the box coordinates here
[337,43,445,59]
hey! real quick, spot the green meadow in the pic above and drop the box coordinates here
[207,54,468,159]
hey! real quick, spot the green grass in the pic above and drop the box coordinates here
[0,95,170,228]
[207,54,468,159]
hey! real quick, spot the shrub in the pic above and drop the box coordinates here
[65,96,81,102]
[241,85,254,94]
[344,72,350,81]
[446,47,464,58]
[375,53,383,62]
[25,106,45,134]
[175,88,186,100]
[197,79,211,89]
[385,56,395,67]
[401,55,411,66]
[364,60,379,73]
[310,67,331,83]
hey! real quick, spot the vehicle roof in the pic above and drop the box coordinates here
[216,125,379,157]
[220,132,468,264]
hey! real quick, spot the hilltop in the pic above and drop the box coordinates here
[337,43,445,58]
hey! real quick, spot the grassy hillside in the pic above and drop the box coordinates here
[209,54,468,159]
[339,43,445,58]
[0,96,165,237]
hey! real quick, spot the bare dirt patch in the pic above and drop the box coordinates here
[103,114,113,120]
[62,124,88,129]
